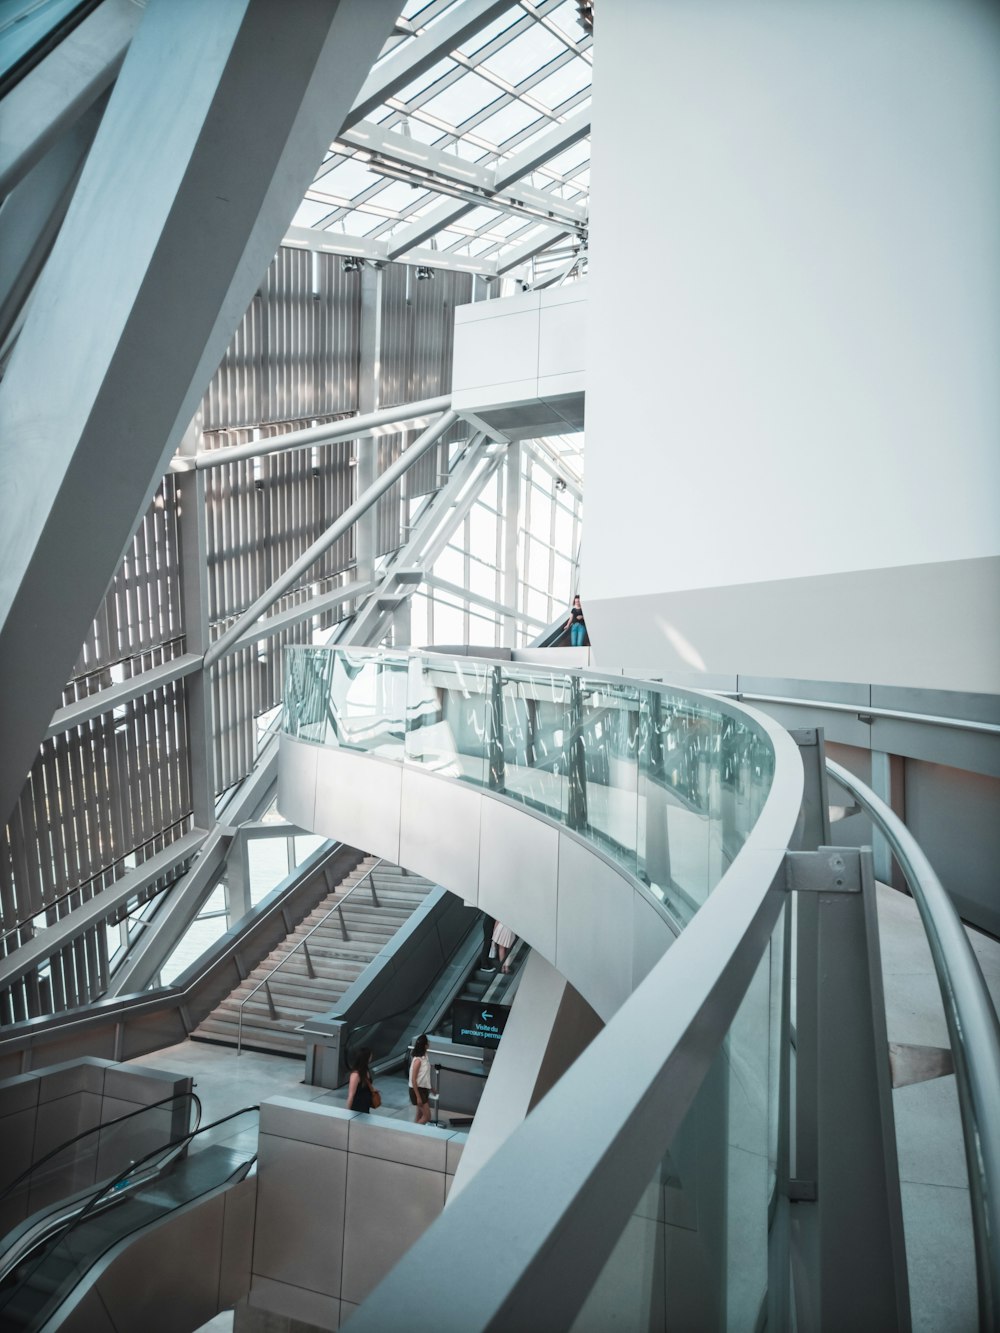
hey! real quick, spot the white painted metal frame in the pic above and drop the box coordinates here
[287,0,592,279]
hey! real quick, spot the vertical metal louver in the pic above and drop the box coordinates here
[2,250,473,1019]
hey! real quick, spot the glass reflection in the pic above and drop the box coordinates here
[283,646,776,922]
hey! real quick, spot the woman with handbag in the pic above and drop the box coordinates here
[347,1046,380,1113]
[409,1034,433,1125]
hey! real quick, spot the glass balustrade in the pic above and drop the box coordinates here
[284,646,777,930]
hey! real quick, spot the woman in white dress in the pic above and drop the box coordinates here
[492,921,516,974]
[409,1033,433,1125]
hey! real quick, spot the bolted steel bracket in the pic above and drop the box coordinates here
[784,846,862,894]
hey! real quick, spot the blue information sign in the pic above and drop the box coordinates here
[451,998,511,1049]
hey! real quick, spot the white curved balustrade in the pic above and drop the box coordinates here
[278,647,794,1022]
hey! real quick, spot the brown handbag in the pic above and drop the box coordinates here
[370,1086,382,1109]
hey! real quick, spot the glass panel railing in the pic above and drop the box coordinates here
[0,1107,258,1331]
[299,648,805,1333]
[569,903,786,1333]
[0,1092,199,1254]
[283,647,778,930]
[285,645,407,755]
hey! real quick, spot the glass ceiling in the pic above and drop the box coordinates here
[287,0,592,285]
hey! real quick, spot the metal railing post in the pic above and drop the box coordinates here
[786,845,911,1331]
[235,859,387,1050]
[827,758,1000,1327]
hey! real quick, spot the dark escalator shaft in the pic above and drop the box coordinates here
[0,1110,258,1333]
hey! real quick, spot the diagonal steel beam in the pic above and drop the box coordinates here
[0,827,209,992]
[497,224,573,274]
[493,108,591,191]
[0,0,140,197]
[383,109,590,260]
[0,0,403,829]
[0,96,106,351]
[170,394,451,471]
[338,120,586,228]
[203,410,458,668]
[345,0,513,130]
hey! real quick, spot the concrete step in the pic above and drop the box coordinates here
[194,856,437,1051]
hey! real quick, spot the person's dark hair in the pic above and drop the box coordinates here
[413,1033,429,1057]
[353,1047,373,1079]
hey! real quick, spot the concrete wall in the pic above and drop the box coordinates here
[57,1176,255,1333]
[0,1057,191,1233]
[583,0,1000,693]
[278,734,679,1025]
[248,1096,466,1330]
[451,282,585,438]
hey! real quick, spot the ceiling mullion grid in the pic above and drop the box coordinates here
[301,7,592,245]
[293,4,592,268]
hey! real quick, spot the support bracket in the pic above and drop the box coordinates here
[784,847,862,894]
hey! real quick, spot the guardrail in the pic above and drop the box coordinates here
[733,690,1000,738]
[285,647,998,1329]
[284,645,807,1328]
[0,841,359,1077]
[235,859,384,1056]
[827,757,1000,1325]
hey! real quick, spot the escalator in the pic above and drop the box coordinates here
[0,1091,199,1279]
[0,1105,258,1332]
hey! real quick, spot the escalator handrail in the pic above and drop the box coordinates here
[826,757,1000,1327]
[68,1103,261,1232]
[237,859,385,1055]
[343,917,481,1062]
[0,1090,202,1207]
[0,1104,261,1324]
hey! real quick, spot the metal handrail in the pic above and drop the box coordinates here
[826,757,1000,1326]
[0,1090,201,1207]
[0,815,194,949]
[236,858,385,1055]
[720,689,1000,738]
[333,655,805,1332]
[2,1105,262,1326]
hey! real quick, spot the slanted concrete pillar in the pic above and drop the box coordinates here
[0,0,403,825]
[449,950,602,1199]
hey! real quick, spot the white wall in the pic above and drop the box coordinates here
[583,0,1000,689]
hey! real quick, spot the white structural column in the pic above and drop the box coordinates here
[355,262,385,588]
[449,950,602,1200]
[0,0,403,827]
[502,441,521,648]
[176,415,216,830]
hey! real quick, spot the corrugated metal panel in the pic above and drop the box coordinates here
[0,678,194,1020]
[71,478,183,680]
[379,268,471,504]
[3,250,469,1013]
[203,250,361,432]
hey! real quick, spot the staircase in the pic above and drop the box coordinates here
[192,858,435,1056]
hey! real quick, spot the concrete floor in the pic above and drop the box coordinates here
[130,882,1000,1333]
[877,883,1000,1333]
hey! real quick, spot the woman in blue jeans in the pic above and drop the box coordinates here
[565,595,586,647]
